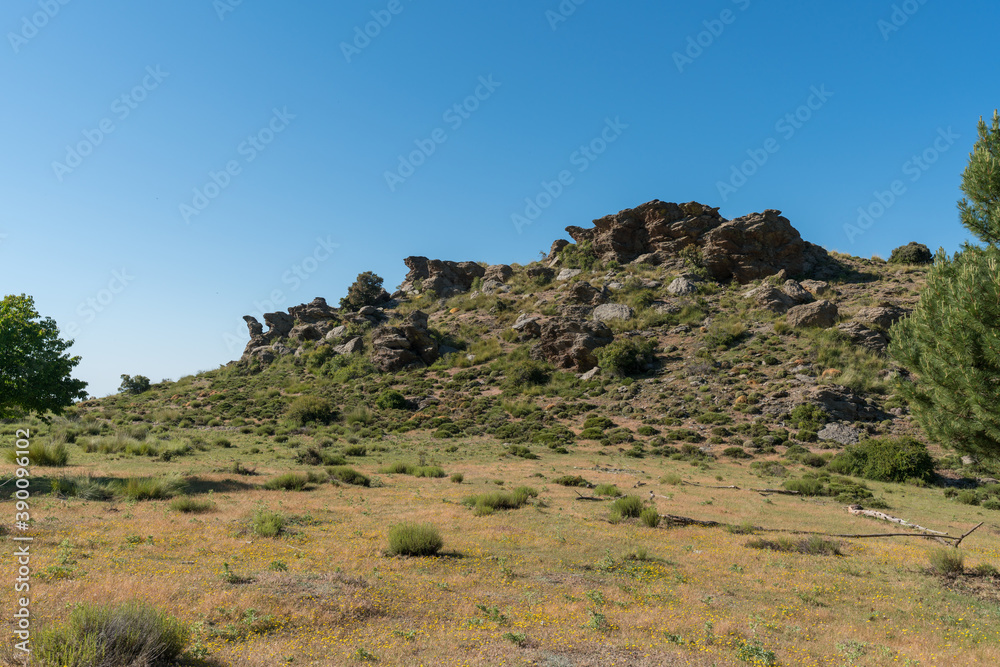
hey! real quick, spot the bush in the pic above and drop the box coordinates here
[552,475,590,487]
[264,472,311,491]
[33,601,188,667]
[118,374,151,395]
[253,509,285,537]
[640,507,661,528]
[929,548,964,576]
[169,497,215,513]
[386,522,444,556]
[610,495,645,520]
[594,483,620,496]
[413,465,446,478]
[379,461,414,475]
[596,338,655,377]
[114,476,185,500]
[888,242,932,265]
[340,271,385,310]
[287,395,336,425]
[6,441,69,467]
[503,360,552,391]
[827,436,935,483]
[450,473,464,484]
[327,465,370,486]
[462,486,538,514]
[723,447,752,459]
[375,390,407,410]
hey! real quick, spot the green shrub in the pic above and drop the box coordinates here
[413,465,446,478]
[114,476,185,500]
[264,473,311,491]
[888,242,932,265]
[640,507,661,528]
[386,522,444,556]
[955,489,980,506]
[343,444,367,457]
[253,509,285,537]
[723,447,752,459]
[596,338,655,377]
[7,441,69,467]
[462,486,538,514]
[782,477,826,496]
[169,497,215,513]
[287,395,336,425]
[552,475,590,487]
[827,437,935,483]
[929,548,964,575]
[339,270,385,310]
[118,374,152,395]
[450,473,464,484]
[503,360,552,391]
[610,495,645,520]
[379,461,414,475]
[33,600,188,667]
[375,389,408,410]
[327,466,371,487]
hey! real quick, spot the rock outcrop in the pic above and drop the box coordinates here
[531,318,614,372]
[370,311,439,372]
[399,256,486,297]
[787,300,838,328]
[561,200,832,283]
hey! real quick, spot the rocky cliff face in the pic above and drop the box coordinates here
[564,200,834,283]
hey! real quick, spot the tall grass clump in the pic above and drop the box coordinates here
[114,476,186,500]
[6,442,69,467]
[253,509,286,537]
[33,600,188,667]
[169,497,215,513]
[929,548,964,576]
[386,522,444,556]
[609,496,645,521]
[326,465,371,486]
[462,486,538,516]
[286,395,336,425]
[263,472,311,491]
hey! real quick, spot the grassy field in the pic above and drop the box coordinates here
[3,416,1000,667]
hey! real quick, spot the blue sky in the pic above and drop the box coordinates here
[1,0,997,398]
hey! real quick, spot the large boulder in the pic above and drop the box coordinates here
[288,297,339,323]
[744,285,795,313]
[780,280,813,304]
[853,304,909,330]
[370,310,439,372]
[667,276,699,295]
[837,321,888,355]
[484,264,514,284]
[569,282,605,305]
[399,256,485,297]
[563,200,830,283]
[593,303,635,322]
[531,318,614,372]
[787,300,838,328]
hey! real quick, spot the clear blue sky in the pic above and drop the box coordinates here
[1,0,997,397]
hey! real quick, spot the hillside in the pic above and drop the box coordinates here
[4,200,1000,667]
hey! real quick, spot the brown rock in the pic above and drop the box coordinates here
[400,256,486,297]
[531,318,614,372]
[837,321,888,355]
[484,264,514,284]
[853,304,909,330]
[787,300,838,328]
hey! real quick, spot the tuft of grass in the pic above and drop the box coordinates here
[379,461,414,475]
[264,472,311,491]
[640,507,661,528]
[609,496,645,521]
[413,465,446,478]
[252,509,286,538]
[7,442,69,467]
[660,472,683,485]
[929,548,964,576]
[327,465,371,487]
[746,536,842,556]
[462,486,538,515]
[386,522,444,557]
[594,483,620,497]
[114,476,186,501]
[552,475,590,487]
[33,600,189,667]
[169,497,215,513]
[450,473,464,484]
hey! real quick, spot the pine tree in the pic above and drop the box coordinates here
[958,110,1000,244]
[339,271,385,311]
[890,109,1000,461]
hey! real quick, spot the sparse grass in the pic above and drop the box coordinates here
[746,535,842,556]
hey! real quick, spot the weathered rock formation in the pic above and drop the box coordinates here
[370,311,439,372]
[531,318,614,372]
[561,200,832,283]
[399,256,485,297]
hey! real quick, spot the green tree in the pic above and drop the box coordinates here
[0,294,88,418]
[959,110,1000,245]
[339,271,385,311]
[890,110,1000,461]
[118,374,151,395]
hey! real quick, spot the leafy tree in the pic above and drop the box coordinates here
[0,294,87,419]
[958,110,1000,245]
[339,271,385,311]
[890,110,1000,461]
[118,374,151,395]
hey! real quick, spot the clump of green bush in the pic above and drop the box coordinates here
[462,486,538,515]
[502,360,552,391]
[253,509,286,537]
[286,395,337,425]
[169,497,215,513]
[609,496,645,521]
[264,472,311,491]
[33,601,189,667]
[928,548,964,576]
[114,476,186,501]
[326,465,370,486]
[827,436,935,483]
[552,475,590,487]
[640,507,661,528]
[888,242,932,265]
[386,522,444,557]
[596,338,655,377]
[6,442,69,467]
[375,389,408,410]
[594,483,620,497]
[746,536,842,556]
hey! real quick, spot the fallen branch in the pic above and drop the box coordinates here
[752,488,801,496]
[659,513,723,527]
[681,481,741,490]
[847,504,947,535]
[573,491,604,502]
